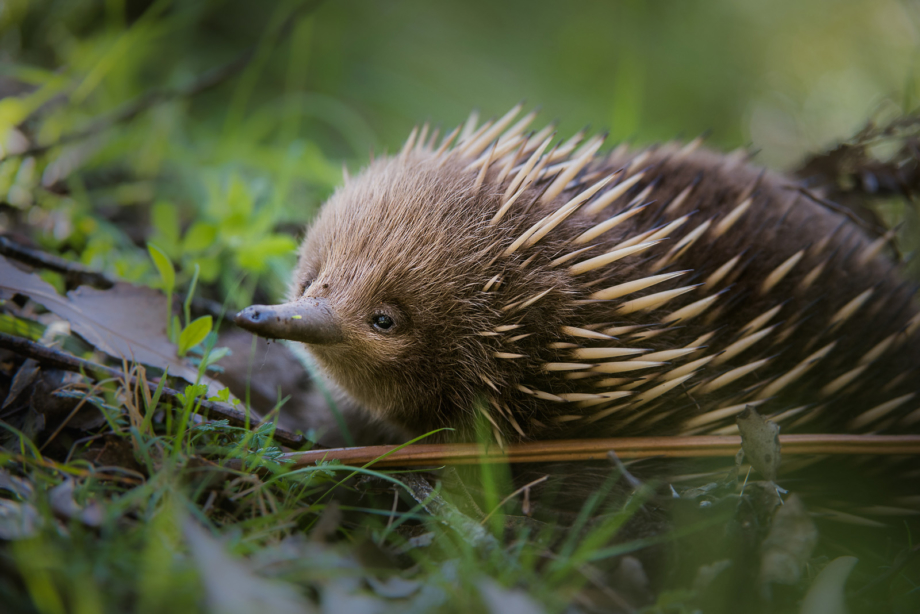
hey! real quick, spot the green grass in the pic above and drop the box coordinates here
[0,377,652,613]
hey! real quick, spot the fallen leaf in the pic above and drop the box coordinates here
[2,357,40,411]
[321,579,384,614]
[394,531,435,555]
[0,254,203,385]
[31,370,105,431]
[2,320,70,411]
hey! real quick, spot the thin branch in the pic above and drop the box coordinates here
[0,235,116,289]
[0,331,305,448]
[281,434,920,468]
[0,235,225,318]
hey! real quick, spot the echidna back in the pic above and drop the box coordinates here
[512,144,920,438]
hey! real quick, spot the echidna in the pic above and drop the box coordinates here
[234,104,920,444]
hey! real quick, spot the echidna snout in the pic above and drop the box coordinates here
[235,105,920,443]
[234,298,343,344]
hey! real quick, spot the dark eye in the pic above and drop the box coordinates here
[301,280,313,294]
[372,314,394,331]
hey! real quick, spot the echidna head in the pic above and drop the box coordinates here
[236,149,548,434]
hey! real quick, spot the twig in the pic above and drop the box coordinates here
[0,235,116,289]
[607,449,643,490]
[0,331,305,448]
[0,235,225,318]
[280,434,920,468]
[385,487,400,532]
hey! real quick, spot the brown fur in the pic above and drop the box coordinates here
[292,116,920,443]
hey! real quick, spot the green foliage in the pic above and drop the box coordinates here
[147,241,176,340]
[146,243,174,293]
[147,244,220,358]
[0,0,341,312]
[177,315,212,356]
[0,312,45,341]
[207,387,239,405]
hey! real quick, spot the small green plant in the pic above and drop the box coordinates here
[147,175,303,306]
[147,242,213,356]
[147,242,176,337]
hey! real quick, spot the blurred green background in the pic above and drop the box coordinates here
[1,0,918,303]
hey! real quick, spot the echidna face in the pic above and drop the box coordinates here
[235,105,920,443]
[279,153,508,430]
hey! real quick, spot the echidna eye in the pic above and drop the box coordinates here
[301,280,313,294]
[372,314,394,331]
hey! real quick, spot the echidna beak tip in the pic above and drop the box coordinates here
[233,299,343,345]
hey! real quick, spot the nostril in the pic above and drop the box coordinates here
[251,310,261,320]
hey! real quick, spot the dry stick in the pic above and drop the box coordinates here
[281,434,920,468]
[0,332,305,448]
[8,339,917,467]
[385,487,400,532]
[0,236,224,318]
[402,472,501,555]
[0,236,116,289]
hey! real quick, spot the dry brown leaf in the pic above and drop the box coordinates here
[1,254,203,385]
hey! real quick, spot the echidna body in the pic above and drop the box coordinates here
[236,106,920,443]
